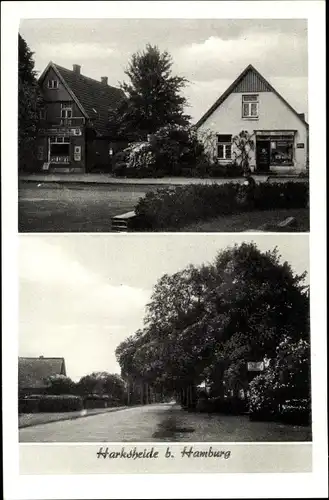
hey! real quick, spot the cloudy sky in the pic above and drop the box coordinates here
[19,18,308,122]
[19,234,309,381]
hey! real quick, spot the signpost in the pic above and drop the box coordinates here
[247,361,265,372]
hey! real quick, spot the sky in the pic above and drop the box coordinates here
[18,18,308,123]
[19,234,309,381]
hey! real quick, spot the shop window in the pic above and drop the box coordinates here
[47,80,59,89]
[217,134,232,160]
[242,95,259,118]
[49,135,70,162]
[270,138,294,166]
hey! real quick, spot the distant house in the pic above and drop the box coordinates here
[196,64,309,174]
[18,356,67,397]
[36,62,126,173]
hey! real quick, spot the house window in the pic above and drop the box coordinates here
[47,80,59,89]
[270,137,294,166]
[39,108,46,120]
[60,104,73,119]
[217,134,232,160]
[50,136,70,143]
[242,95,259,118]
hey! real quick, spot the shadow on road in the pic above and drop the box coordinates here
[152,413,195,440]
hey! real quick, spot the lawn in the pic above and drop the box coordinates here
[180,208,310,232]
[18,182,150,232]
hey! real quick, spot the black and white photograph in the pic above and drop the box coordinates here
[18,18,309,233]
[19,234,311,444]
[2,0,327,497]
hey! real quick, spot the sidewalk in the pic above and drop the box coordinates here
[19,173,270,186]
[19,405,130,429]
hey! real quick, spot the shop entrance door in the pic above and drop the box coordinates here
[256,140,271,172]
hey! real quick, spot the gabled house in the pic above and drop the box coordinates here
[18,356,67,397]
[196,64,309,174]
[36,62,126,173]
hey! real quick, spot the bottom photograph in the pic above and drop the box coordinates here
[19,233,311,444]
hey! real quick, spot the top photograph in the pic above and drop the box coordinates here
[18,19,309,233]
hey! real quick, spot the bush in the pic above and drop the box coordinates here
[249,371,278,420]
[209,162,244,178]
[279,399,311,426]
[201,396,248,415]
[38,394,83,412]
[135,181,309,230]
[136,183,238,230]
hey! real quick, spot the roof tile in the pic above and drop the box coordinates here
[53,64,125,135]
[18,357,66,389]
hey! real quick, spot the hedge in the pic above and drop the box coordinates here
[135,181,309,230]
[19,397,41,414]
[38,394,83,412]
[83,394,123,409]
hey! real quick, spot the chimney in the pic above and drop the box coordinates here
[298,112,305,121]
[101,76,108,85]
[39,355,44,359]
[73,64,81,75]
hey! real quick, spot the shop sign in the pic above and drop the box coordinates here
[297,143,305,148]
[41,128,82,136]
[247,361,264,372]
[42,162,50,171]
[74,146,81,161]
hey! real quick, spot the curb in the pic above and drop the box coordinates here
[19,406,130,429]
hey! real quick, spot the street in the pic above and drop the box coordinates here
[19,403,312,443]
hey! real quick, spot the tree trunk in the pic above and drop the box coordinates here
[127,381,130,405]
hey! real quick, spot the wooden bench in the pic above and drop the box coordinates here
[111,211,137,232]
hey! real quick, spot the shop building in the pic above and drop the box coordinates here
[196,64,309,174]
[36,62,126,173]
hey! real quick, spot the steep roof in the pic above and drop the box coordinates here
[18,357,66,389]
[196,64,308,128]
[39,62,126,135]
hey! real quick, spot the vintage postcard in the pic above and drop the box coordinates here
[2,1,327,499]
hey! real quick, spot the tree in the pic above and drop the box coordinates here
[44,374,76,395]
[76,372,126,402]
[232,130,255,172]
[108,44,190,140]
[18,34,43,172]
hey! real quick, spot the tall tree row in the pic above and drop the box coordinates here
[116,243,310,403]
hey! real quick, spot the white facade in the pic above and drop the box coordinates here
[197,68,308,174]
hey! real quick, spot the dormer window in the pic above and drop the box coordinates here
[242,94,259,118]
[47,80,59,89]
